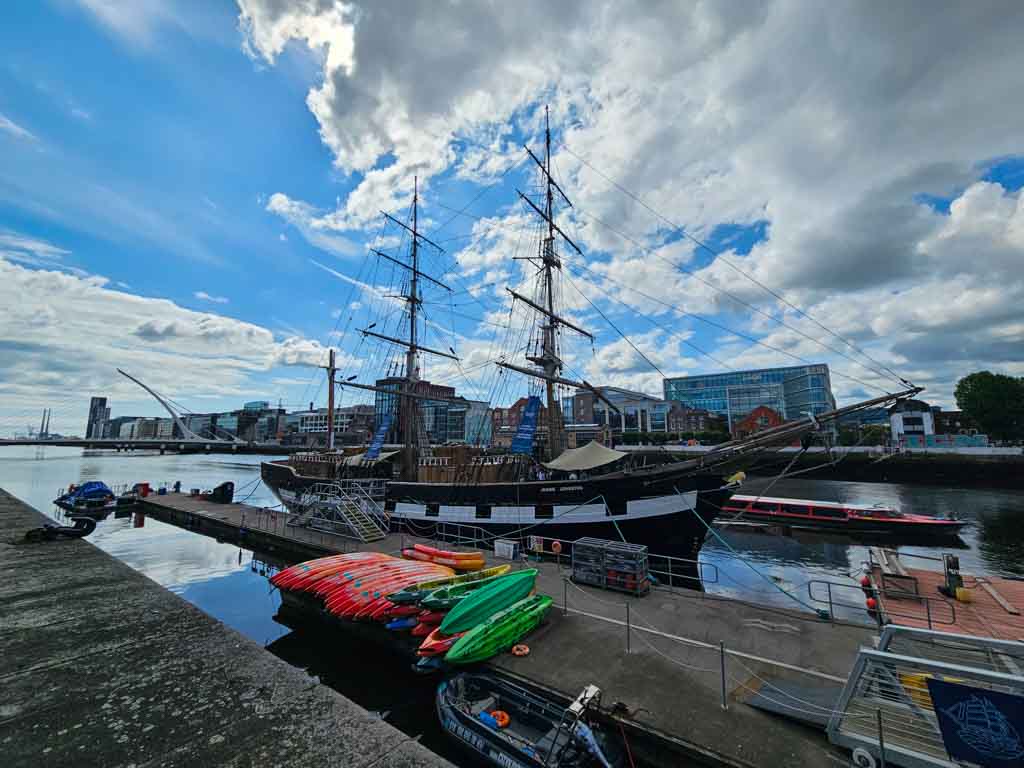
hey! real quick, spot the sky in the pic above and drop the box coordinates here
[1,0,1022,437]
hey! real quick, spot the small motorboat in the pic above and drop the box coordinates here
[437,672,622,767]
[721,495,968,538]
[53,481,115,513]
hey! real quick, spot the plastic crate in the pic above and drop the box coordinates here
[571,537,650,596]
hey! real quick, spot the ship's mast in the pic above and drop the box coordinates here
[403,178,421,467]
[343,178,458,479]
[539,108,564,456]
[497,106,621,458]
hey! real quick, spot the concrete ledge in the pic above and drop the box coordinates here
[0,488,452,768]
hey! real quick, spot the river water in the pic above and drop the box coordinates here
[3,447,1024,759]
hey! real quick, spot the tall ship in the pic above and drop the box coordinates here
[261,110,919,567]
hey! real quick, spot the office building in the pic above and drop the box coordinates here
[663,364,836,430]
[446,399,493,446]
[85,397,111,439]
[374,377,456,444]
[563,386,671,434]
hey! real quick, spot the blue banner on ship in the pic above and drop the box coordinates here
[366,413,393,459]
[510,396,542,455]
[926,678,1024,766]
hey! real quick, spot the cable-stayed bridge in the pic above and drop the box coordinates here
[1,370,296,455]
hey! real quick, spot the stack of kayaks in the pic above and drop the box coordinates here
[445,595,553,664]
[273,554,552,666]
[416,569,542,663]
[401,543,486,571]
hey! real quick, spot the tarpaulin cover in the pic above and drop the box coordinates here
[541,441,627,472]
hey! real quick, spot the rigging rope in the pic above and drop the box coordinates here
[559,142,913,388]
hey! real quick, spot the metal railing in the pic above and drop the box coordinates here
[294,480,389,542]
[807,579,956,629]
[827,626,1024,767]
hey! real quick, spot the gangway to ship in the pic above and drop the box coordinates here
[289,480,389,542]
[827,625,1024,767]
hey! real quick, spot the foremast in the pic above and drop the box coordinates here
[339,177,458,480]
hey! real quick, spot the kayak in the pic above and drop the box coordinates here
[319,560,445,604]
[417,626,466,657]
[420,570,519,612]
[440,569,538,635]
[326,566,452,618]
[413,543,483,560]
[411,620,436,637]
[417,610,446,624]
[445,595,553,665]
[387,564,510,605]
[272,552,387,591]
[324,563,450,614]
[402,545,487,571]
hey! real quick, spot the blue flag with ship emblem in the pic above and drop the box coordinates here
[926,678,1024,766]
[510,396,542,455]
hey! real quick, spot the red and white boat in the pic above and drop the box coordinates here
[722,495,967,538]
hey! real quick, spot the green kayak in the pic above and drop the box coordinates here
[445,594,553,665]
[439,569,538,635]
[420,570,520,612]
[387,564,511,605]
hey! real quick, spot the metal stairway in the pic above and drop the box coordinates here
[293,480,389,542]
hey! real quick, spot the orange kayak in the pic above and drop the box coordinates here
[417,625,465,657]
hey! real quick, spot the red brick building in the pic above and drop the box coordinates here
[732,405,785,439]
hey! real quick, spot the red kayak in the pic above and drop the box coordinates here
[327,566,450,618]
[272,552,386,591]
[417,626,465,657]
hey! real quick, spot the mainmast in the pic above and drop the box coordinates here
[498,106,614,459]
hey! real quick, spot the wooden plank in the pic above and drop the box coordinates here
[979,579,1021,615]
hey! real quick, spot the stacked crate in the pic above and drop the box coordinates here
[571,537,650,596]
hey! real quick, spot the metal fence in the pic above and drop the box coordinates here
[827,625,1024,767]
[807,579,957,629]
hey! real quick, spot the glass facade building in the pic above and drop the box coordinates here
[663,364,835,427]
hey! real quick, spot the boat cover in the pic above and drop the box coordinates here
[66,481,113,500]
[542,441,627,472]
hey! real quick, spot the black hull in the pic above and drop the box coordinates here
[261,459,731,566]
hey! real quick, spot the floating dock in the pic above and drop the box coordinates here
[0,488,452,768]
[869,549,1024,641]
[138,491,882,766]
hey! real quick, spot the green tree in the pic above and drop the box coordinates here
[954,371,1024,441]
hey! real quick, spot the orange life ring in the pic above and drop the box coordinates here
[511,644,530,657]
[550,540,563,555]
[491,710,510,728]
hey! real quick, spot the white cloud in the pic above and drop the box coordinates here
[193,290,229,304]
[238,1,1024,408]
[266,193,359,257]
[74,0,187,45]
[0,256,341,435]
[0,114,37,142]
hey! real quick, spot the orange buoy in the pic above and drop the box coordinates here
[511,644,530,657]
[550,540,562,555]
[866,597,878,610]
[491,710,510,728]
